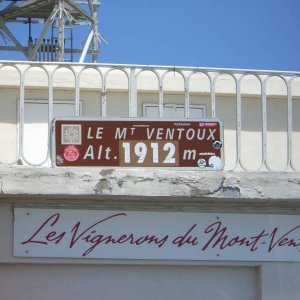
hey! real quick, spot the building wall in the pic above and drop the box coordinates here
[0,185,300,300]
[0,65,300,300]
[0,263,259,300]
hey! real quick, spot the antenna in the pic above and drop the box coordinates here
[0,0,105,62]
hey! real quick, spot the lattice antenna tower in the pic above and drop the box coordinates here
[0,0,104,62]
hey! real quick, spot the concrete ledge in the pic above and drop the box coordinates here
[0,166,299,200]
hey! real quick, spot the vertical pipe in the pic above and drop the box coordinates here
[46,39,50,62]
[28,18,32,39]
[92,15,99,62]
[71,27,73,62]
[27,18,32,61]
[38,43,41,61]
[34,38,37,60]
[89,0,100,63]
[58,0,65,61]
[42,39,46,61]
[55,40,58,61]
[51,25,54,62]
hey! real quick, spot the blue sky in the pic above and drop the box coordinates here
[1,0,300,71]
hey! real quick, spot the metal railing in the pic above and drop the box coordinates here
[0,60,299,171]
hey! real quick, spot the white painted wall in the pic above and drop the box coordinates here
[0,264,259,300]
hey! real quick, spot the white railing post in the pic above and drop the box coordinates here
[18,68,25,164]
[236,75,242,170]
[129,68,137,117]
[75,72,80,117]
[101,78,107,117]
[211,75,216,118]
[287,78,294,171]
[184,76,190,119]
[261,77,268,171]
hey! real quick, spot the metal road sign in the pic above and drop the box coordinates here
[51,118,224,170]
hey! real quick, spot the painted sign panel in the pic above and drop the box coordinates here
[51,118,224,169]
[14,209,300,262]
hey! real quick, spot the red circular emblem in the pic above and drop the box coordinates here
[63,145,80,162]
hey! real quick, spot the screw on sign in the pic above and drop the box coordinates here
[52,118,224,169]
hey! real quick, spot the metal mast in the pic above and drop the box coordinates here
[0,0,103,62]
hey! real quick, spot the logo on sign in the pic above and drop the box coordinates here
[63,145,80,162]
[62,124,82,145]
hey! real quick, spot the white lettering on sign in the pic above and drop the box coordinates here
[87,127,104,139]
[83,127,217,142]
[83,145,113,161]
[14,209,300,261]
[115,128,127,139]
[121,142,176,165]
[110,127,217,142]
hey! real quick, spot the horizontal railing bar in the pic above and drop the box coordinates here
[0,60,300,77]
